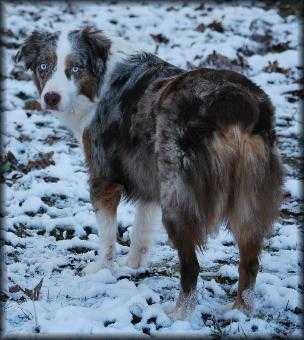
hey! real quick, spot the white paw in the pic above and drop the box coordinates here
[83,261,103,274]
[164,303,191,321]
[167,307,187,321]
[164,290,197,320]
[83,259,112,274]
[125,252,142,269]
[125,245,149,269]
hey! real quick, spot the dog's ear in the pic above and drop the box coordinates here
[14,30,53,70]
[81,26,111,65]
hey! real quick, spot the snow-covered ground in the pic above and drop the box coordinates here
[2,1,303,337]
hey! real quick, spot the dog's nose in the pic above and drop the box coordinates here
[44,92,61,108]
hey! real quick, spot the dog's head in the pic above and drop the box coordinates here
[14,26,111,112]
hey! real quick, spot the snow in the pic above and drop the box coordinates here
[2,1,302,337]
[285,178,303,200]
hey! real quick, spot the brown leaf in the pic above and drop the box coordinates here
[14,223,30,238]
[268,41,290,53]
[251,32,272,44]
[15,91,32,101]
[43,135,61,145]
[6,151,18,167]
[18,134,32,143]
[43,176,60,183]
[24,152,55,174]
[166,6,179,12]
[194,4,206,11]
[9,284,21,293]
[208,20,224,33]
[9,282,32,299]
[4,151,23,173]
[199,50,249,73]
[24,100,41,111]
[9,278,44,301]
[233,52,250,69]
[203,50,231,68]
[0,28,15,38]
[263,60,290,75]
[283,89,304,100]
[150,33,169,44]
[195,23,206,33]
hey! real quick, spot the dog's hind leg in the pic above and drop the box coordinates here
[160,178,201,320]
[84,180,122,274]
[231,228,263,311]
[230,208,278,311]
[162,207,200,320]
[227,131,283,311]
[126,200,157,269]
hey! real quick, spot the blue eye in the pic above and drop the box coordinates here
[40,63,48,70]
[72,66,79,73]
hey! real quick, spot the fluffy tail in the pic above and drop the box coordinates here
[212,127,282,227]
[194,86,283,234]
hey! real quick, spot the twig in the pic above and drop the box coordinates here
[9,277,43,332]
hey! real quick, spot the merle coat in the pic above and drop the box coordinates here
[82,51,283,316]
[15,28,284,319]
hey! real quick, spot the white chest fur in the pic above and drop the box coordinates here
[52,95,97,145]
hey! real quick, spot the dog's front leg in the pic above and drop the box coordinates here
[126,201,157,269]
[84,180,122,274]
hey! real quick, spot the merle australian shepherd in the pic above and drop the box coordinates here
[15,25,283,320]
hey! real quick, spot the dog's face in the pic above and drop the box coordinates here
[14,26,111,112]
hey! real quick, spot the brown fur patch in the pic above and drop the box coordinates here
[65,55,98,101]
[34,53,57,94]
[91,178,122,215]
[79,74,98,101]
[82,127,93,164]
[233,232,262,310]
[208,126,283,311]
[65,56,99,101]
[82,127,122,214]
[207,126,283,234]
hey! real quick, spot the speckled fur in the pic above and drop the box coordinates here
[17,28,284,319]
[83,52,283,317]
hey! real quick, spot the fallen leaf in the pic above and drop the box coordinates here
[15,91,33,101]
[150,33,169,44]
[24,100,41,111]
[208,20,224,33]
[199,50,249,73]
[263,60,290,75]
[24,152,55,173]
[195,23,206,33]
[283,89,304,100]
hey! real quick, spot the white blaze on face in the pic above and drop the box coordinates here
[40,29,77,112]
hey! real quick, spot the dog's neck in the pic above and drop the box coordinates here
[53,95,97,144]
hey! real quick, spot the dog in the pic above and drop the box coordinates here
[14,25,284,320]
